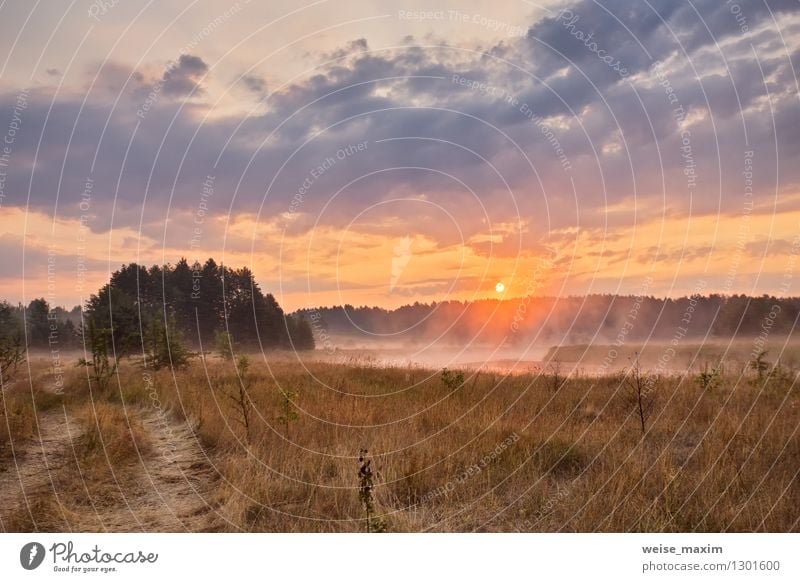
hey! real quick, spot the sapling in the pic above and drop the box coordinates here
[277,387,298,438]
[151,315,192,370]
[548,358,564,393]
[622,353,657,437]
[77,319,117,392]
[226,354,253,442]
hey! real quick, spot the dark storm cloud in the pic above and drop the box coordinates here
[0,0,798,248]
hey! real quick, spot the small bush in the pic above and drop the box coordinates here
[695,364,721,392]
[144,315,192,371]
[77,320,117,392]
[440,368,465,391]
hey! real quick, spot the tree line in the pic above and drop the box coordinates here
[0,258,315,361]
[297,294,800,346]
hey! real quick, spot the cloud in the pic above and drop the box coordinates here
[241,74,267,96]
[0,234,106,281]
[0,0,797,255]
[161,54,209,98]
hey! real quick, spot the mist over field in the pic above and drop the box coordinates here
[296,294,800,372]
[1,0,800,546]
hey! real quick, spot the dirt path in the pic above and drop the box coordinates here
[0,407,222,532]
[0,409,81,530]
[90,410,222,532]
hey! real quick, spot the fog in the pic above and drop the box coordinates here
[298,294,800,375]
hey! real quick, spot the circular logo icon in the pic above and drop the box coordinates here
[20,542,46,570]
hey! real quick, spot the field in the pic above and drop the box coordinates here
[1,353,798,532]
[544,339,800,373]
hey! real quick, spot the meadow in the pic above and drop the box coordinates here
[1,352,798,532]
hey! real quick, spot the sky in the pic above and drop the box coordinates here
[0,0,799,312]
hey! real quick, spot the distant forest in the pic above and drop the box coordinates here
[0,258,315,354]
[296,294,800,346]
[6,281,800,358]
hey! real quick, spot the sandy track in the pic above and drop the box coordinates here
[92,411,221,532]
[0,410,80,529]
[0,407,221,532]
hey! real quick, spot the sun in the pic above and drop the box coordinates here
[495,282,505,293]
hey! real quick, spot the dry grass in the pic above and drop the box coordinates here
[0,382,63,465]
[1,355,799,532]
[145,356,800,532]
[0,389,39,457]
[74,401,152,467]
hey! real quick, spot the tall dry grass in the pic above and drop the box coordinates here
[143,356,800,532]
[1,355,798,532]
[1,363,155,532]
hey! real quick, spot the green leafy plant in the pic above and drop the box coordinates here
[277,387,298,438]
[145,314,192,370]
